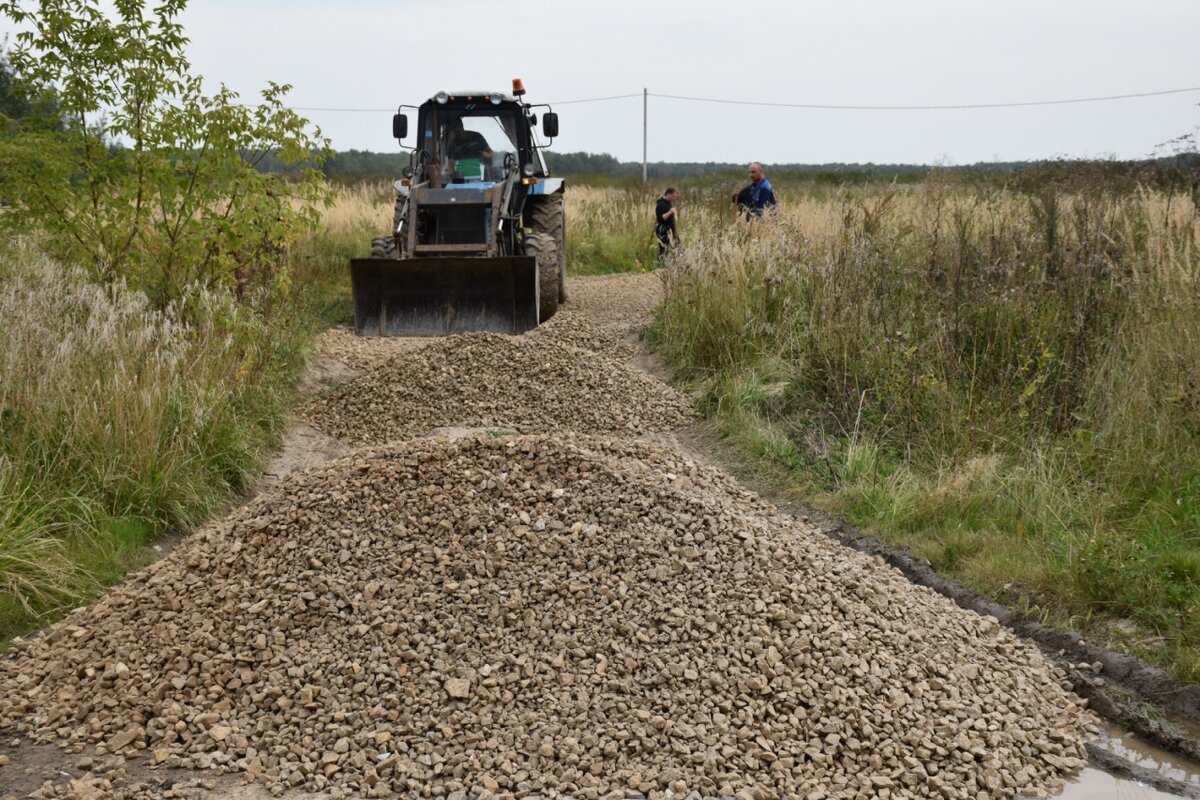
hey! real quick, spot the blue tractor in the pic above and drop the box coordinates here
[351,79,565,336]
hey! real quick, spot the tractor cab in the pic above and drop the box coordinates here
[414,95,538,186]
[397,87,557,188]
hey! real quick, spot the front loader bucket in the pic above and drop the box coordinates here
[349,256,539,336]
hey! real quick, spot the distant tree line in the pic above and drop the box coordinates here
[250,146,1199,194]
[238,148,384,180]
[544,151,944,180]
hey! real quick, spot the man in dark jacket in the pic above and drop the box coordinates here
[447,118,493,160]
[732,161,777,219]
[655,187,680,258]
[444,117,493,181]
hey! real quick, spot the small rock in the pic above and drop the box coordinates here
[106,725,144,752]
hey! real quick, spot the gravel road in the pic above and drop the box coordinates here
[0,272,1101,800]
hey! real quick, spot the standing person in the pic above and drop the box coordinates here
[655,187,680,258]
[732,161,777,219]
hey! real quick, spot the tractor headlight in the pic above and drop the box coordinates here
[435,91,449,104]
[489,92,503,105]
[521,164,536,178]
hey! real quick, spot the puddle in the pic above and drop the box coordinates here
[1060,767,1194,799]
[1054,723,1200,799]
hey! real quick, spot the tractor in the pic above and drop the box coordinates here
[349,79,565,336]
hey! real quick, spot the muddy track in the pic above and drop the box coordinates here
[0,272,1196,800]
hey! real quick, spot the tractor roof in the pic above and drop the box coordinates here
[433,91,518,104]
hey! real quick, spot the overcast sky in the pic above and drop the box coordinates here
[152,2,1200,164]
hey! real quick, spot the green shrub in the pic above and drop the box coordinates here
[0,0,331,307]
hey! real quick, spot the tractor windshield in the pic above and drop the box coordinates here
[436,108,521,182]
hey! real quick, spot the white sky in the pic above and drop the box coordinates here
[58,1,1200,164]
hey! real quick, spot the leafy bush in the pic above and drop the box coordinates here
[0,0,331,307]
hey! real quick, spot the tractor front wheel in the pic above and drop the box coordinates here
[525,195,567,303]
[524,232,559,323]
[370,236,398,259]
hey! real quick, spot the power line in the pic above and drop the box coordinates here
[283,85,1200,114]
[550,93,642,105]
[286,94,641,114]
[650,86,1200,111]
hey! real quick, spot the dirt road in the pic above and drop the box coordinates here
[1,273,1194,799]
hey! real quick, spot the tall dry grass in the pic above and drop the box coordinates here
[637,176,1200,679]
[289,181,394,324]
[311,180,394,239]
[565,185,660,273]
[0,240,302,636]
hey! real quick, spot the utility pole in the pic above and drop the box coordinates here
[642,88,648,184]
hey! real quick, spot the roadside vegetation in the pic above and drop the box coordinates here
[0,183,384,645]
[0,245,310,630]
[0,0,331,641]
[566,183,660,274]
[628,168,1200,682]
[289,180,390,324]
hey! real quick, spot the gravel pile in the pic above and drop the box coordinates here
[1,435,1096,800]
[316,328,432,375]
[531,272,663,362]
[315,271,663,374]
[301,333,695,446]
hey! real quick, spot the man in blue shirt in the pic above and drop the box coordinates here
[732,161,777,219]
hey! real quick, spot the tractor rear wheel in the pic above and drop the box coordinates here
[524,232,559,323]
[525,194,567,303]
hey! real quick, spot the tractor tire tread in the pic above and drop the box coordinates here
[370,236,398,259]
[524,232,560,323]
[525,194,567,303]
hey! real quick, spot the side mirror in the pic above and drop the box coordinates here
[393,113,408,140]
[542,112,559,139]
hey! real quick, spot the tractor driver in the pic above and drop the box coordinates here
[440,117,494,182]
[447,117,494,161]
